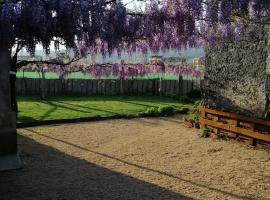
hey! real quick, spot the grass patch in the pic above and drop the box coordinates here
[18,96,194,123]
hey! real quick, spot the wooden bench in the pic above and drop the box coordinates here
[200,107,270,149]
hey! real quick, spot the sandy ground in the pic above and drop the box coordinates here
[0,116,270,200]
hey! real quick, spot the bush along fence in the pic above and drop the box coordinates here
[16,78,201,97]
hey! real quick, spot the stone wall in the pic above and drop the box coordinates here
[203,24,270,119]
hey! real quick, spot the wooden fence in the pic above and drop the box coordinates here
[200,107,270,149]
[16,78,201,96]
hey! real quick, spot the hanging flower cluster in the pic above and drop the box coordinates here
[1,0,269,59]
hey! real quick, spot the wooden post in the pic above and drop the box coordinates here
[200,107,206,130]
[178,73,183,96]
[120,65,124,96]
[120,78,124,96]
[159,74,163,96]
[249,122,255,146]
[40,65,46,99]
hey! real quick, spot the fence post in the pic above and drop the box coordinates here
[40,66,46,99]
[120,78,124,96]
[159,74,163,96]
[178,75,183,96]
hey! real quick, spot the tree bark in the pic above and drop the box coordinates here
[10,63,17,115]
[0,47,20,171]
[0,49,12,111]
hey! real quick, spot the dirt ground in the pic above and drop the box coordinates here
[1,116,270,200]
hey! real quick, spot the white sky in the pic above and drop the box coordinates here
[123,0,146,11]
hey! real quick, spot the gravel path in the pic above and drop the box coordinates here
[1,117,270,200]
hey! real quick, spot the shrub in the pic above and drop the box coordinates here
[184,100,202,127]
[187,90,202,99]
[179,96,192,103]
[142,105,176,117]
[178,107,189,114]
[217,132,228,140]
[186,113,198,123]
[171,94,180,100]
[201,128,210,138]
[158,106,175,116]
[193,100,202,109]
[144,107,160,117]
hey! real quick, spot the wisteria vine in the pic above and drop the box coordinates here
[21,63,205,79]
[1,0,269,58]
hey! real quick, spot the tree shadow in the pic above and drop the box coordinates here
[19,96,183,124]
[17,115,37,123]
[19,129,266,200]
[118,100,160,108]
[0,135,193,200]
[38,100,121,121]
[202,89,264,118]
[40,101,58,121]
[117,98,181,109]
[51,100,121,115]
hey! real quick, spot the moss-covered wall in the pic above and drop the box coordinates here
[203,24,270,119]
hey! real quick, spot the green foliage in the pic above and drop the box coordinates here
[177,91,201,104]
[178,107,189,114]
[179,96,193,103]
[201,128,210,138]
[217,132,228,140]
[194,100,202,108]
[144,107,160,117]
[171,94,180,100]
[185,113,198,122]
[185,100,202,124]
[143,105,189,116]
[143,105,176,117]
[158,106,175,116]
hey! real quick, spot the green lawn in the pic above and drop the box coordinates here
[18,96,193,123]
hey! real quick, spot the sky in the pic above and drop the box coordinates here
[122,0,146,11]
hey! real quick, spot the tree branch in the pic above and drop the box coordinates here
[16,57,83,69]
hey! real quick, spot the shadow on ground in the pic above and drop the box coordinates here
[1,129,264,200]
[0,135,192,200]
[29,130,264,200]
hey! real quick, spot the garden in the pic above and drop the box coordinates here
[0,1,270,200]
[17,95,195,124]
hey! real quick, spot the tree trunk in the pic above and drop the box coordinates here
[10,63,17,115]
[0,48,21,171]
